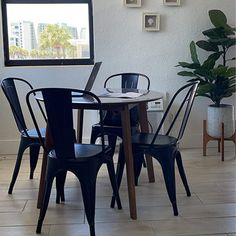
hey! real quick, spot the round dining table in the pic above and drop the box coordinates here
[37,88,163,220]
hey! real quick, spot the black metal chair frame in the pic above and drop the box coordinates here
[26,88,122,236]
[90,73,151,190]
[1,77,46,194]
[129,81,199,216]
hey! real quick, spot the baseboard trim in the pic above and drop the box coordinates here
[0,133,234,155]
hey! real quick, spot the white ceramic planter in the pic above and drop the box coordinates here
[207,104,235,138]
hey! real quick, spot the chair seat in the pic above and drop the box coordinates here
[49,144,112,162]
[132,133,178,147]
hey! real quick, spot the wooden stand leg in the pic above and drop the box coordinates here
[234,121,236,159]
[221,123,224,162]
[218,140,221,153]
[203,120,236,162]
[203,120,207,156]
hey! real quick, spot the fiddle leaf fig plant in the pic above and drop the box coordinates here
[176,9,236,107]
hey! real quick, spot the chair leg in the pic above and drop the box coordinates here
[111,143,143,208]
[106,158,122,209]
[36,175,54,234]
[29,145,40,179]
[142,158,147,168]
[56,171,67,204]
[79,176,97,236]
[90,127,101,144]
[8,138,27,194]
[116,143,141,187]
[107,135,117,157]
[176,152,191,196]
[111,143,126,208]
[133,152,144,186]
[89,225,95,236]
[156,151,178,216]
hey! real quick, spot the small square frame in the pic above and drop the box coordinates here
[124,0,141,7]
[143,13,160,31]
[163,0,180,6]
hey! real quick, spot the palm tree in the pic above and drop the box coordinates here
[39,24,72,58]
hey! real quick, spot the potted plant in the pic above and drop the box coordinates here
[176,9,236,138]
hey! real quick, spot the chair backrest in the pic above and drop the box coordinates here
[1,77,46,138]
[151,81,199,145]
[104,73,150,90]
[26,88,106,159]
[103,73,150,126]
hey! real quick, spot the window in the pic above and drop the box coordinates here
[1,0,94,66]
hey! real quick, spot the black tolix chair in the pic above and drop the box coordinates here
[1,77,46,194]
[26,88,121,236]
[127,81,199,216]
[90,73,150,193]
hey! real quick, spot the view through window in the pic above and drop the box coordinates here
[2,0,94,66]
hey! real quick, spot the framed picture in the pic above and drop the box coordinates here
[163,0,181,6]
[143,13,160,31]
[124,0,141,7]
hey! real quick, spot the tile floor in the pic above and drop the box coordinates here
[0,148,235,236]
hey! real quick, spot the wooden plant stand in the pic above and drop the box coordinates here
[203,120,236,161]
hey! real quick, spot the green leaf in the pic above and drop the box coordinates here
[229,76,236,81]
[196,40,219,52]
[209,10,227,28]
[177,62,200,69]
[209,52,222,61]
[203,28,225,39]
[226,86,236,93]
[229,78,236,86]
[197,83,214,94]
[190,41,199,63]
[225,38,236,48]
[212,66,228,76]
[223,92,233,98]
[209,38,231,46]
[202,59,216,70]
[202,53,222,70]
[194,68,212,77]
[226,67,236,77]
[224,24,236,35]
[177,71,196,77]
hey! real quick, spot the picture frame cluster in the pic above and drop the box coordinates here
[123,0,181,32]
[123,0,181,7]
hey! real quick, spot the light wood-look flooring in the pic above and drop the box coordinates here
[0,148,235,236]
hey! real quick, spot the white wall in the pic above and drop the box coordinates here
[0,0,235,154]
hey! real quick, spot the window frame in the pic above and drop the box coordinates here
[1,0,94,67]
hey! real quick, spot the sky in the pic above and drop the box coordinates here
[7,3,89,29]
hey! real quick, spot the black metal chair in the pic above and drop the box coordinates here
[128,81,199,216]
[1,77,46,194]
[90,73,150,190]
[26,88,122,235]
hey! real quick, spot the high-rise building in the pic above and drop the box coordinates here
[80,27,87,40]
[9,21,37,51]
[60,23,78,39]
